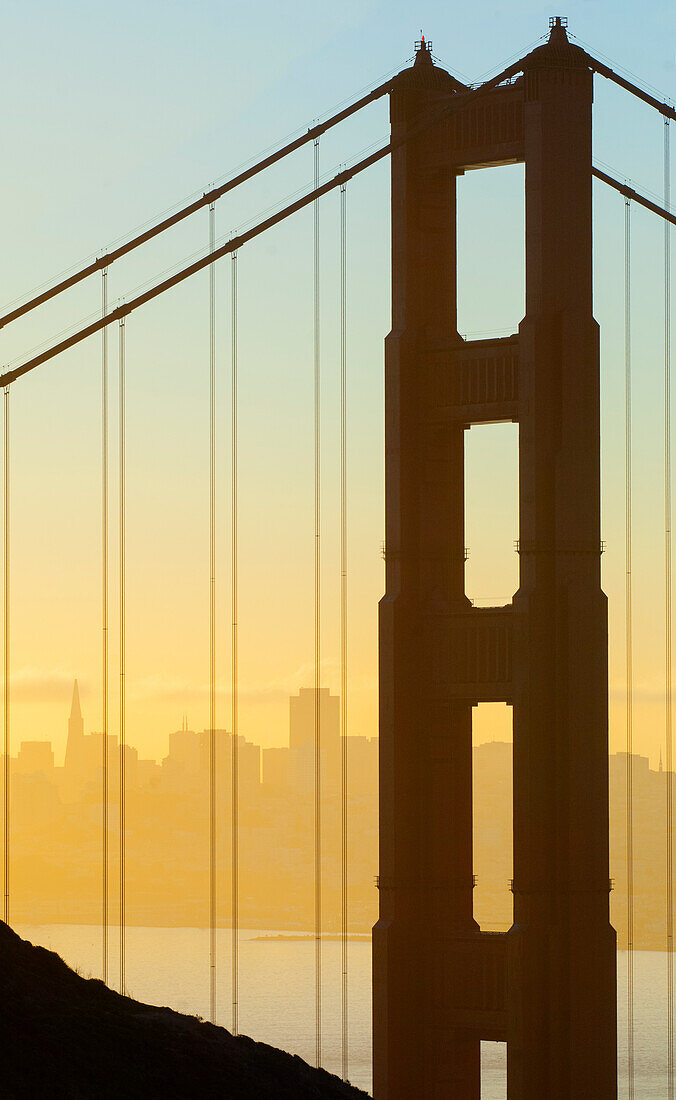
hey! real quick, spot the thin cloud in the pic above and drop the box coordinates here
[128,663,376,704]
[10,668,85,703]
[610,680,673,704]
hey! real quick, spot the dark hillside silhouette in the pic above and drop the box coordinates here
[0,922,367,1098]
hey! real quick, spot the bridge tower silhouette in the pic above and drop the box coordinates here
[374,21,617,1099]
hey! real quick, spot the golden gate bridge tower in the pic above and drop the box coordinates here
[374,20,617,1098]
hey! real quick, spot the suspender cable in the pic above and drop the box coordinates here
[209,203,217,1024]
[231,249,239,1036]
[625,195,635,1100]
[3,387,8,926]
[339,182,349,1083]
[665,116,674,1099]
[313,135,322,1069]
[102,269,109,985]
[119,316,126,995]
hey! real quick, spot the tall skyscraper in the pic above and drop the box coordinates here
[63,679,84,773]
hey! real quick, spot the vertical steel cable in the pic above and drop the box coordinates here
[3,387,8,926]
[118,316,126,995]
[209,203,217,1024]
[339,182,349,1082]
[666,116,674,1099]
[313,135,322,1069]
[101,269,109,985]
[625,195,635,1100]
[231,249,239,1037]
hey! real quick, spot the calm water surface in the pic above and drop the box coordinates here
[15,926,672,1097]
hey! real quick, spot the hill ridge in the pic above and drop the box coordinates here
[0,921,368,1098]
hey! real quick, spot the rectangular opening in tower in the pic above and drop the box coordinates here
[465,422,519,606]
[473,702,512,933]
[481,1041,507,1098]
[456,162,525,338]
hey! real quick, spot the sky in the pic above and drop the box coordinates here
[0,0,674,765]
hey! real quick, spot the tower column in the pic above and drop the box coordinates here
[373,40,481,1099]
[508,22,617,1098]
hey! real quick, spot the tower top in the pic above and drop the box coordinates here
[414,33,433,65]
[548,16,569,48]
[522,14,588,71]
[394,33,464,93]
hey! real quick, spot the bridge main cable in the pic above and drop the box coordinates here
[586,54,676,122]
[0,59,527,391]
[0,159,382,386]
[2,46,671,337]
[593,166,676,225]
[0,82,394,332]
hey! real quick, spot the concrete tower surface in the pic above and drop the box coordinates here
[373,22,616,1099]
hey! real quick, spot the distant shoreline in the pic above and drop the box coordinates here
[251,933,372,942]
[14,921,669,951]
[15,921,376,940]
